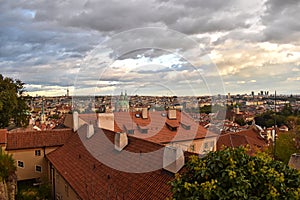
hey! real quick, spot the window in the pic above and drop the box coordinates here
[35,165,42,173]
[204,142,209,149]
[56,193,62,200]
[18,161,24,168]
[65,184,69,197]
[190,144,195,152]
[56,174,60,184]
[35,150,41,156]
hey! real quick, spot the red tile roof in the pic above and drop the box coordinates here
[0,129,7,144]
[114,111,218,144]
[6,129,73,150]
[217,129,267,153]
[47,126,185,200]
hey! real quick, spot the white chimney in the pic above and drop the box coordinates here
[114,132,128,151]
[97,113,114,131]
[86,124,94,139]
[142,108,148,119]
[272,129,276,142]
[163,146,185,173]
[168,109,176,119]
[73,111,79,132]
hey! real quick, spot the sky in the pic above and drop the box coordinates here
[1,0,300,96]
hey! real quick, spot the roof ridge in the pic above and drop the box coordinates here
[95,126,166,149]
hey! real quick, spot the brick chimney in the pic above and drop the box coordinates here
[163,146,184,173]
[114,132,128,151]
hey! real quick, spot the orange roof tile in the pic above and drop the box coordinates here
[114,111,218,144]
[6,129,73,150]
[217,129,267,153]
[0,129,7,144]
[47,126,185,200]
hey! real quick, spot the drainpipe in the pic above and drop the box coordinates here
[50,164,55,199]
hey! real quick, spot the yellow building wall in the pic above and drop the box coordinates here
[53,168,80,200]
[168,137,217,154]
[8,147,58,181]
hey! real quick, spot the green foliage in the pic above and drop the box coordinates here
[255,111,286,128]
[37,182,52,199]
[270,132,300,164]
[200,105,213,114]
[0,74,29,128]
[234,118,246,126]
[255,104,300,130]
[0,151,16,181]
[285,116,300,130]
[171,147,300,199]
[49,114,60,120]
[17,180,52,200]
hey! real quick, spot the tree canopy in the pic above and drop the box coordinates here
[171,147,300,199]
[0,74,29,128]
[0,151,16,181]
[254,104,300,129]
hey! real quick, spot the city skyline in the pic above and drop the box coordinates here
[1,0,300,96]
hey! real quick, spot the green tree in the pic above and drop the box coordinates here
[0,151,16,181]
[171,147,300,199]
[270,132,300,164]
[281,104,293,117]
[285,116,299,130]
[234,118,246,126]
[255,111,286,128]
[0,74,29,128]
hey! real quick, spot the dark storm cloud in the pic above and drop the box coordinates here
[0,0,255,65]
[22,0,249,35]
[1,0,299,95]
[262,0,300,43]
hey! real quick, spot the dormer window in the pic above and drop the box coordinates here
[166,121,179,131]
[137,124,148,134]
[123,125,134,134]
[180,122,191,130]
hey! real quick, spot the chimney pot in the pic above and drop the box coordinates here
[115,132,128,151]
[168,109,176,120]
[73,111,79,131]
[142,108,148,119]
[97,113,114,131]
[86,124,94,139]
[163,146,184,173]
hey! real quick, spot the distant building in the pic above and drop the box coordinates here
[115,92,129,112]
[279,125,289,132]
[40,99,46,124]
[68,109,218,155]
[112,109,218,155]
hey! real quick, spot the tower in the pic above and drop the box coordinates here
[41,99,46,123]
[115,91,129,112]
